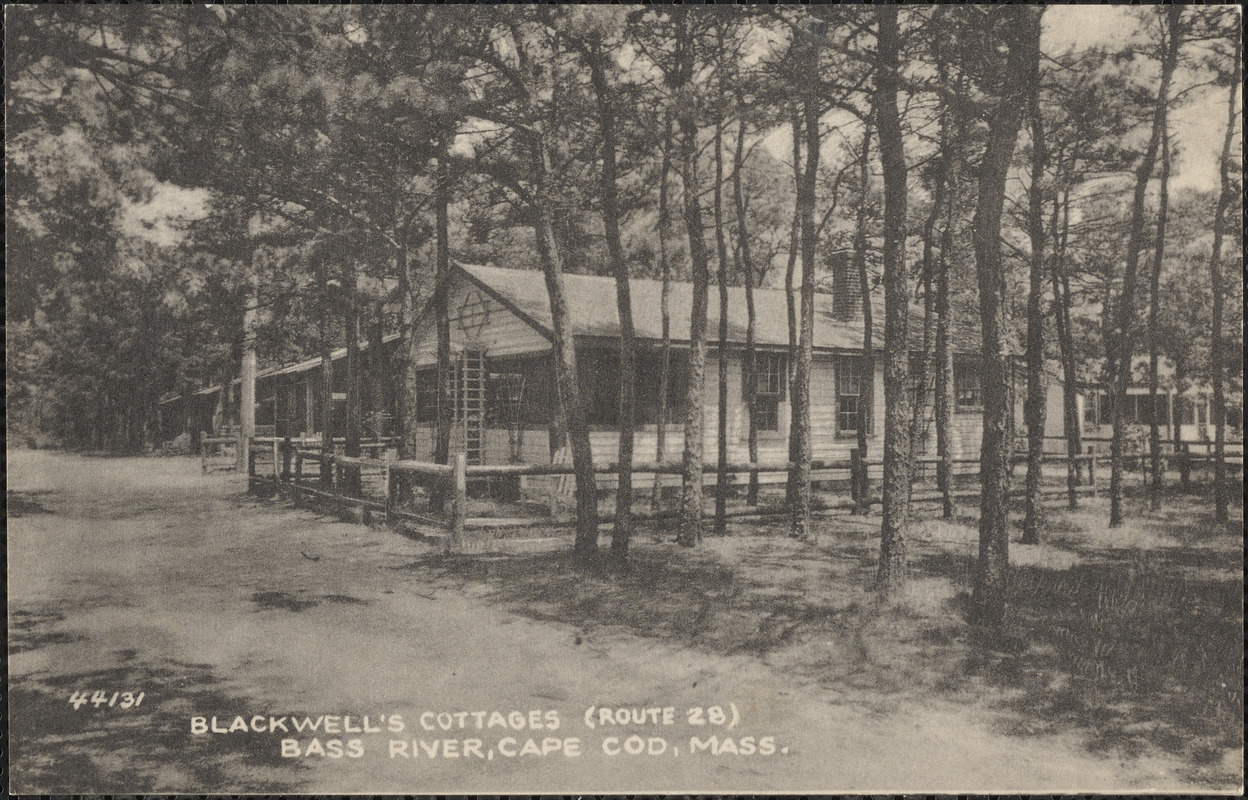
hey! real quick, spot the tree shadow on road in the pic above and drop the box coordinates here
[8,489,54,517]
[391,498,1242,787]
[909,504,1244,788]
[395,518,972,704]
[8,653,309,795]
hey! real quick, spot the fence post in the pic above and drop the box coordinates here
[201,431,209,474]
[384,462,394,521]
[849,449,862,502]
[1087,445,1097,497]
[295,451,303,486]
[281,437,293,482]
[448,452,467,553]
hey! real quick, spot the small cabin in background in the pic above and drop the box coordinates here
[1041,357,1244,448]
[161,260,1014,473]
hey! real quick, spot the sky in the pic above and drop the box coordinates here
[122,7,1241,244]
[1043,6,1240,192]
[757,6,1241,194]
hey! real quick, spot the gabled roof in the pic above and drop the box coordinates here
[458,262,983,354]
[163,263,984,406]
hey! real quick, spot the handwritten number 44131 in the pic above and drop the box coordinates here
[69,691,145,710]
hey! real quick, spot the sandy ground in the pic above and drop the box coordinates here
[6,449,1241,794]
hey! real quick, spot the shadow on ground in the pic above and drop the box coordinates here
[392,496,1242,786]
[8,637,309,794]
[8,489,54,517]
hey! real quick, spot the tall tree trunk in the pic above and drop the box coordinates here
[237,258,259,473]
[213,362,231,435]
[1209,28,1239,524]
[396,242,423,505]
[588,46,636,564]
[368,296,386,435]
[854,123,875,515]
[676,14,711,547]
[732,101,761,507]
[910,106,948,483]
[789,26,821,542]
[935,118,959,521]
[1146,124,1172,511]
[784,104,802,507]
[1050,186,1082,510]
[875,5,912,592]
[673,67,713,544]
[532,145,599,562]
[971,7,1040,625]
[318,251,335,487]
[432,158,454,511]
[1022,59,1049,545]
[1174,357,1190,490]
[652,113,675,512]
[714,116,731,536]
[1109,5,1180,528]
[343,261,363,496]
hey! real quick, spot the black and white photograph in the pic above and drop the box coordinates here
[6,5,1244,794]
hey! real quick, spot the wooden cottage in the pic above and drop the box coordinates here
[1042,357,1243,447]
[400,262,996,471]
[163,261,1007,473]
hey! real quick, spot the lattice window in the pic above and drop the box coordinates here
[745,352,786,432]
[955,358,982,411]
[837,356,871,434]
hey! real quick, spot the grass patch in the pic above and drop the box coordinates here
[395,491,1242,781]
[1000,559,1242,757]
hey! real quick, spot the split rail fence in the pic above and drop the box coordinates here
[226,434,1248,552]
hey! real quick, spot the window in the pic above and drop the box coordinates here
[486,355,557,427]
[1131,394,1161,426]
[1179,397,1211,427]
[837,356,871,434]
[908,353,935,452]
[578,346,692,427]
[954,358,982,411]
[1085,392,1166,427]
[909,352,936,415]
[580,348,621,426]
[634,348,689,426]
[415,368,439,423]
[1083,390,1115,426]
[746,352,786,433]
[1083,391,1101,425]
[486,372,526,428]
[256,392,276,427]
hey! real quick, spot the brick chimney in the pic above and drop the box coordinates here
[830,249,860,321]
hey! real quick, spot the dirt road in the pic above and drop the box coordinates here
[6,450,1235,793]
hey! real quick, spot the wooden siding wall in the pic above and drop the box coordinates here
[232,264,1012,477]
[405,424,553,464]
[410,280,551,368]
[406,352,994,479]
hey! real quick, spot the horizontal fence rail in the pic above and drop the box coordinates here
[239,435,1241,553]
